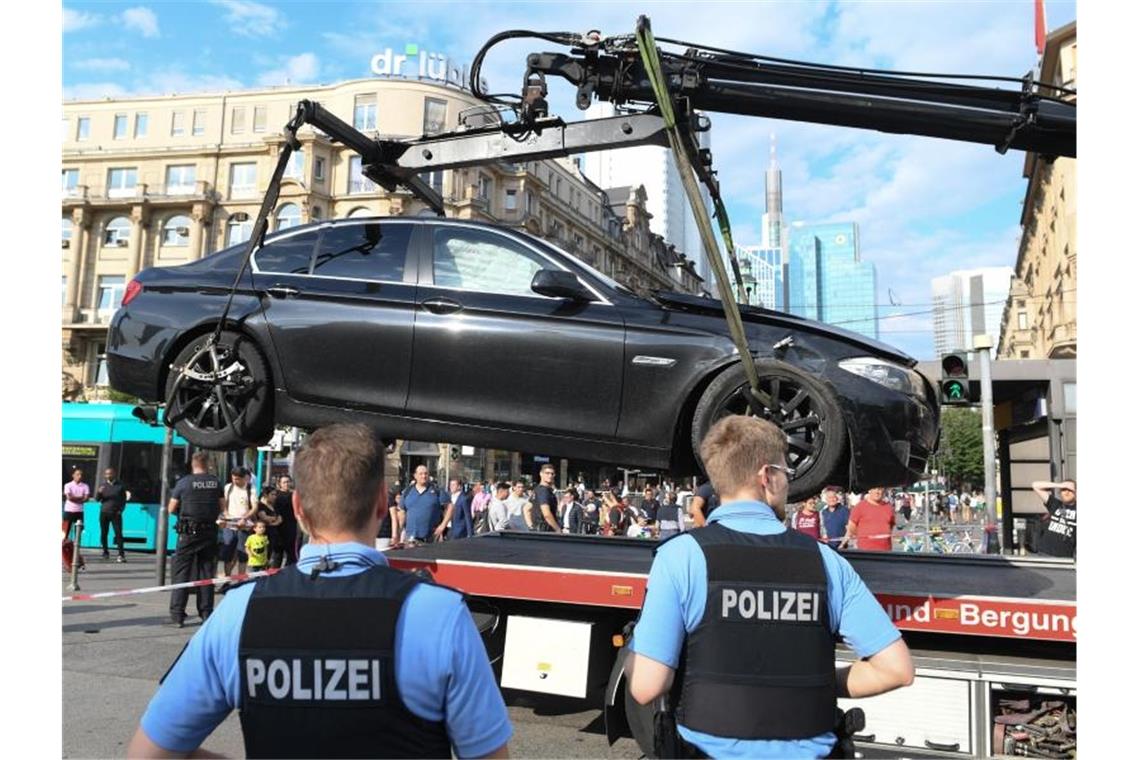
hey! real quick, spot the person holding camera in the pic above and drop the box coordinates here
[166,452,225,628]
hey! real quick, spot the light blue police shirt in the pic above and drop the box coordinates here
[631,500,901,759]
[140,542,512,758]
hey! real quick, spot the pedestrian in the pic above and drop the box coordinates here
[657,492,684,539]
[559,488,583,534]
[581,490,601,535]
[471,481,492,534]
[1030,479,1076,558]
[167,451,225,628]
[127,424,513,759]
[502,481,531,531]
[446,477,475,540]
[401,465,451,544]
[273,475,299,566]
[900,493,913,523]
[63,467,89,540]
[688,479,719,527]
[601,491,626,536]
[842,486,895,551]
[253,487,284,567]
[487,482,512,532]
[96,467,131,562]
[527,463,561,532]
[641,486,661,527]
[244,521,270,572]
[626,415,914,758]
[793,495,823,541]
[820,486,850,551]
[219,467,257,577]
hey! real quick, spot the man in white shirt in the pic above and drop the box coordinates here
[487,482,513,532]
[220,467,257,576]
[503,481,531,532]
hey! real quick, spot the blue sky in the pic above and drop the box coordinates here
[62,0,1077,359]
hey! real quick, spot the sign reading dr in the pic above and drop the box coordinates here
[370,44,489,92]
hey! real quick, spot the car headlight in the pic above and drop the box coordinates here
[838,357,926,396]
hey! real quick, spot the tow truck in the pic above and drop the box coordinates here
[163,17,1077,758]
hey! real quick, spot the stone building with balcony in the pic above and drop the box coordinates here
[998,21,1077,360]
[61,77,706,396]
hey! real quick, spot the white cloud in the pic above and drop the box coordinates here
[74,57,131,73]
[258,53,321,86]
[122,6,160,38]
[64,70,244,101]
[63,8,100,32]
[209,0,286,37]
[63,81,130,100]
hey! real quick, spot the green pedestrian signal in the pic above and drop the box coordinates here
[939,352,971,405]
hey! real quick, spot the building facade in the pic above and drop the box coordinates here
[787,221,878,339]
[998,22,1077,360]
[736,245,783,310]
[62,77,704,397]
[931,267,1014,357]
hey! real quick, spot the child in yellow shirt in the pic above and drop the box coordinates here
[244,521,270,571]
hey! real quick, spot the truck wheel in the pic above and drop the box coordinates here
[691,360,847,502]
[164,330,273,450]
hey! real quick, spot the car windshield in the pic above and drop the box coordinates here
[538,240,638,297]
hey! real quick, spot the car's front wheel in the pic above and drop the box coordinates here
[164,330,273,450]
[691,360,847,502]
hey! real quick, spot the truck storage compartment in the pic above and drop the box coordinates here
[990,686,1075,758]
[838,674,973,754]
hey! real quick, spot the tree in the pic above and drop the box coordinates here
[938,408,985,488]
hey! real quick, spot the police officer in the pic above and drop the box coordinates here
[628,415,914,758]
[128,424,512,759]
[166,451,225,628]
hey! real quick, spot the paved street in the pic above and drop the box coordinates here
[62,556,642,759]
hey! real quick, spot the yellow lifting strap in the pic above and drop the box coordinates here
[634,16,765,404]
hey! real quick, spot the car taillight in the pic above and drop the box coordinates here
[122,279,143,307]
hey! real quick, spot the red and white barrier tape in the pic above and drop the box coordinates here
[61,568,280,602]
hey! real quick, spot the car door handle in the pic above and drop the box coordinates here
[420,297,463,315]
[266,286,301,299]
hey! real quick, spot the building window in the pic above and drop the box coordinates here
[354,94,377,131]
[62,276,68,305]
[427,170,444,195]
[63,217,74,247]
[348,156,375,194]
[275,203,301,230]
[62,168,79,196]
[231,106,246,134]
[171,110,185,136]
[311,206,322,220]
[314,156,325,181]
[103,216,131,246]
[113,114,128,139]
[162,215,191,247]
[96,276,126,321]
[106,167,138,199]
[525,190,534,214]
[1020,350,1030,358]
[165,164,196,195]
[253,105,267,133]
[76,116,91,141]
[477,174,490,200]
[229,162,257,199]
[192,108,207,136]
[423,97,447,135]
[134,112,148,138]
[227,216,253,247]
[285,147,304,180]
[1017,312,1028,330]
[505,189,517,211]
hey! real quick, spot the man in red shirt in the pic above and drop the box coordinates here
[842,486,895,551]
[792,495,822,541]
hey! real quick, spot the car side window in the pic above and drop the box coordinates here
[256,230,318,274]
[432,227,548,296]
[313,223,411,281]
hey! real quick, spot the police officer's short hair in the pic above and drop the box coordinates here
[191,451,209,468]
[699,415,787,498]
[293,424,386,535]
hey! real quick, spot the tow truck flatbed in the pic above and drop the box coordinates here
[388,532,1076,643]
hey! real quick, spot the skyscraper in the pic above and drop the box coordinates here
[788,222,878,339]
[932,267,1014,357]
[736,245,783,310]
[761,134,788,256]
[580,102,716,285]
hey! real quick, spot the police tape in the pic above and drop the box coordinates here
[61,568,281,603]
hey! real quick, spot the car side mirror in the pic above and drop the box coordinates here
[531,269,595,301]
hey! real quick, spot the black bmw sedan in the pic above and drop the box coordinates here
[107,216,938,501]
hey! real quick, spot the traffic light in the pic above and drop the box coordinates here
[940,351,970,405]
[450,445,461,460]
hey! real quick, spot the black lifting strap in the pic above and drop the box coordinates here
[165,103,308,428]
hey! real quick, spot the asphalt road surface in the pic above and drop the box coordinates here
[62,556,643,758]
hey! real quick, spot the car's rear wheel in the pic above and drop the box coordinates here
[164,330,272,450]
[691,361,847,502]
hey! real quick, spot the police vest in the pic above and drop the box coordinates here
[238,564,452,759]
[674,522,836,740]
[177,474,222,522]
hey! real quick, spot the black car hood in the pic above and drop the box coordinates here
[651,291,917,367]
